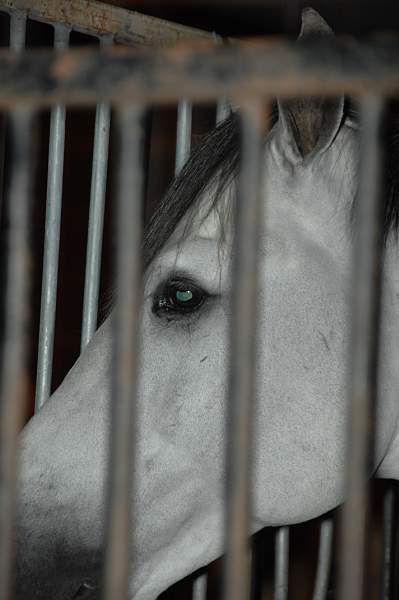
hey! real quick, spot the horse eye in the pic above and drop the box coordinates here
[153,279,207,315]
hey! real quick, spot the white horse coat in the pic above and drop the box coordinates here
[15,9,399,600]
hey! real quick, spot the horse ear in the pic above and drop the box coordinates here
[277,8,344,158]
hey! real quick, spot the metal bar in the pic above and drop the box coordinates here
[0,107,34,600]
[337,96,385,600]
[380,484,397,600]
[216,100,230,124]
[9,8,26,51]
[274,527,289,600]
[213,31,230,125]
[81,34,113,352]
[34,23,70,411]
[312,519,334,600]
[20,0,372,5]
[102,105,145,600]
[0,8,26,219]
[223,100,266,600]
[0,0,212,45]
[175,99,192,175]
[2,0,360,6]
[192,573,207,600]
[0,116,5,221]
[0,38,399,107]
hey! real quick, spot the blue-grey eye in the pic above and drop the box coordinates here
[176,290,193,303]
[154,278,207,315]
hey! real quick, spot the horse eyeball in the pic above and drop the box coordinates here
[176,290,193,302]
[152,277,208,316]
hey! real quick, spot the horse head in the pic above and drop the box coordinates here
[15,8,399,599]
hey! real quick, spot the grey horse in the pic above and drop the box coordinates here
[15,8,399,599]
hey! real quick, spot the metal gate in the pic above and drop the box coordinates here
[0,1,398,599]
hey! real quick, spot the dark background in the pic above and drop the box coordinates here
[1,1,398,598]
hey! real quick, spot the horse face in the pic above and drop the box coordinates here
[15,9,399,600]
[16,115,399,600]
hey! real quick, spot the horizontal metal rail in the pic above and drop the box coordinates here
[0,37,398,107]
[0,0,212,45]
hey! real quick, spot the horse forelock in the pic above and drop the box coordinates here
[142,100,399,284]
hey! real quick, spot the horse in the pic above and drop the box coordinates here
[14,8,399,600]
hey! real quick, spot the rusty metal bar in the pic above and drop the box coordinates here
[312,519,334,600]
[0,0,212,45]
[274,527,289,600]
[102,105,145,600]
[35,23,70,411]
[380,484,397,600]
[0,38,398,107]
[81,34,113,352]
[0,107,34,600]
[175,99,192,175]
[223,100,266,600]
[338,96,385,600]
[66,0,374,5]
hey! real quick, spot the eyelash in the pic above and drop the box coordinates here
[152,276,209,319]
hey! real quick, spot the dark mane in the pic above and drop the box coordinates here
[143,111,241,270]
[143,100,399,270]
[380,101,399,237]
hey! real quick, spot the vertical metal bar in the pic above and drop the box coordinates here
[0,115,5,221]
[312,519,334,600]
[193,573,207,600]
[212,33,230,125]
[35,23,70,412]
[175,99,192,175]
[80,34,113,352]
[0,108,34,600]
[216,100,230,125]
[102,105,145,600]
[338,96,385,600]
[380,484,397,600]
[9,9,27,52]
[223,100,266,600]
[274,527,289,600]
[0,9,27,219]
